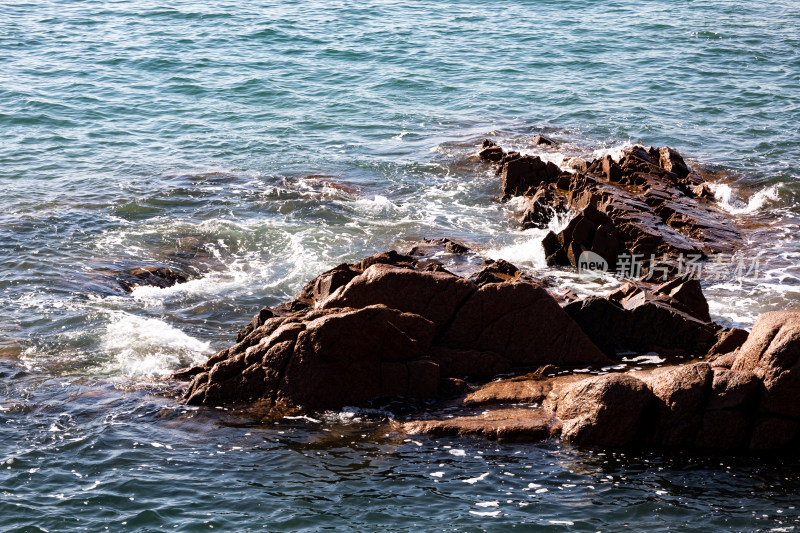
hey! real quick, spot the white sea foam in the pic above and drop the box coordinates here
[101,312,212,378]
[353,195,403,217]
[710,183,781,214]
[485,209,575,268]
[591,141,636,162]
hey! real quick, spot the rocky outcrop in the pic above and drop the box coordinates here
[404,407,559,442]
[167,139,783,454]
[85,265,190,295]
[563,279,717,357]
[480,140,743,274]
[408,311,800,452]
[176,248,610,410]
[732,311,800,422]
[554,373,654,448]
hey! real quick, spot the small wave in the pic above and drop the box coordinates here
[591,141,636,162]
[352,195,403,217]
[485,210,574,268]
[710,183,781,214]
[101,312,212,379]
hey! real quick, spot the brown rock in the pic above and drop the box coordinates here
[732,310,800,417]
[440,281,609,366]
[707,328,750,358]
[357,250,415,271]
[564,291,716,357]
[236,306,275,343]
[749,417,799,451]
[659,146,691,179]
[300,263,360,303]
[479,145,504,162]
[278,305,439,409]
[405,407,560,443]
[501,155,562,197]
[471,258,520,286]
[555,373,654,448]
[321,264,476,329]
[644,362,712,448]
[531,134,557,146]
[655,278,711,323]
[427,347,510,380]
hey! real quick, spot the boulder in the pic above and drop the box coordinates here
[707,327,750,358]
[427,347,510,380]
[732,310,800,417]
[470,258,521,286]
[405,407,559,443]
[642,363,712,448]
[478,139,504,162]
[531,134,557,146]
[440,281,609,366]
[321,264,476,329]
[501,155,562,197]
[555,373,654,448]
[186,305,442,409]
[564,285,717,357]
[520,183,566,229]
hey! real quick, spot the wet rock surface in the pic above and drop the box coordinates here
[170,141,800,453]
[481,139,743,273]
[176,244,609,410]
[85,265,191,295]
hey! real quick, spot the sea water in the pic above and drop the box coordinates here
[2,1,800,530]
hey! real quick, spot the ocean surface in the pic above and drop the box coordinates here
[2,1,800,531]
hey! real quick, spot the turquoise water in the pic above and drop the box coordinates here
[2,1,800,530]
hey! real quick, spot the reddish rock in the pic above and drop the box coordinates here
[749,417,799,451]
[531,134,557,146]
[405,407,560,443]
[427,347,510,380]
[236,306,275,343]
[659,146,691,179]
[440,281,609,366]
[358,250,416,271]
[471,258,521,286]
[564,285,717,357]
[275,305,439,409]
[321,264,476,329]
[501,155,562,197]
[654,278,711,323]
[471,140,744,266]
[299,263,360,304]
[643,362,713,448]
[555,373,654,448]
[521,183,567,229]
[479,145,504,162]
[464,374,586,407]
[707,327,750,358]
[732,310,800,417]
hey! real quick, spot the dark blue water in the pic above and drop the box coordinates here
[2,1,800,530]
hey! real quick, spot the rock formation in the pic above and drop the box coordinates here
[407,311,800,452]
[170,139,800,453]
[479,139,743,273]
[175,243,610,410]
